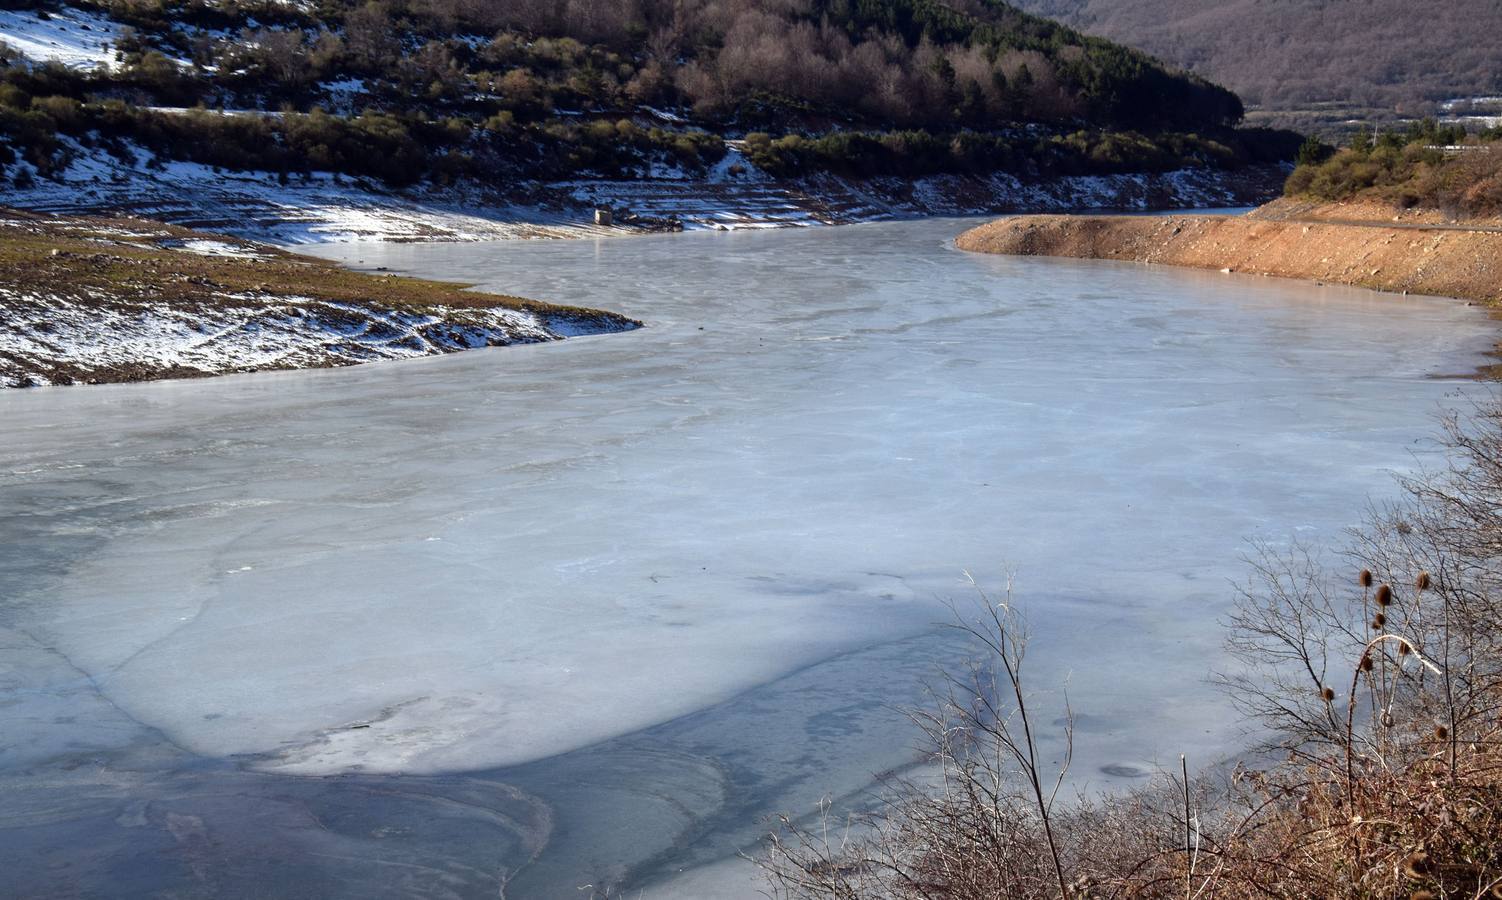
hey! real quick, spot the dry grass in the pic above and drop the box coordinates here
[0,206,630,321]
[1287,144,1502,221]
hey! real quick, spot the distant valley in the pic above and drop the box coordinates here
[1010,0,1502,136]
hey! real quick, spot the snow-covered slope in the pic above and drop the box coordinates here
[0,210,639,387]
[0,289,620,387]
[6,148,602,242]
[0,5,121,69]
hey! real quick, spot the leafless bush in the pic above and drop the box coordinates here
[760,575,1205,899]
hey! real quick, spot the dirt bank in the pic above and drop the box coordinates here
[955,201,1502,306]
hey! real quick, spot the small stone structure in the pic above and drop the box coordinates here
[593,208,613,226]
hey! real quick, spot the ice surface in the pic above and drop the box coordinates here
[1,218,1497,895]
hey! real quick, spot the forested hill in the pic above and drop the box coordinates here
[0,0,1295,197]
[1009,0,1502,124]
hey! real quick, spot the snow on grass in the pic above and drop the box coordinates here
[322,77,366,94]
[1440,95,1502,112]
[6,144,612,242]
[641,105,688,123]
[0,287,585,387]
[0,204,642,387]
[164,238,273,258]
[708,145,765,183]
[145,106,283,118]
[0,5,121,69]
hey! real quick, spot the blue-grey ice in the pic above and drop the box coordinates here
[1,217,1494,896]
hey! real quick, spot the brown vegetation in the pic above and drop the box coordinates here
[190,0,1240,130]
[761,401,1502,899]
[1287,142,1502,221]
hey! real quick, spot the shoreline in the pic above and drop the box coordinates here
[955,200,1502,308]
[5,218,1490,898]
[0,167,1281,389]
[0,208,639,389]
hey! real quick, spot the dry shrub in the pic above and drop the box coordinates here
[1426,145,1502,218]
[761,400,1502,899]
[1460,172,1502,218]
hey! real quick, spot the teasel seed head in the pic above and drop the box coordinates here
[1376,584,1393,607]
[1403,850,1431,879]
[1359,569,1373,587]
[1435,724,1449,740]
[1373,612,1387,628]
[1398,640,1411,656]
[1321,686,1335,702]
[1415,571,1431,591]
[1360,655,1374,672]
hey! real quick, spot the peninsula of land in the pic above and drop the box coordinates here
[0,208,639,388]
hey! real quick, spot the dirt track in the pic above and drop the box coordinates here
[955,200,1502,306]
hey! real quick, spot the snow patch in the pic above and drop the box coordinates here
[6,143,616,242]
[1441,114,1502,129]
[641,105,688,123]
[163,238,272,259]
[0,5,122,69]
[0,288,631,387]
[145,106,283,118]
[1440,95,1502,113]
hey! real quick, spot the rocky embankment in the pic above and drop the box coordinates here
[0,209,639,388]
[955,198,1502,306]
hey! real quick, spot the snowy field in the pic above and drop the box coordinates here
[3,218,1494,896]
[0,288,598,387]
[0,5,120,69]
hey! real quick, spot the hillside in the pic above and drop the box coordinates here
[1009,0,1502,131]
[1283,129,1502,219]
[0,0,1299,233]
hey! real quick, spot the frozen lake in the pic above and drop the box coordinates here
[1,217,1495,896]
